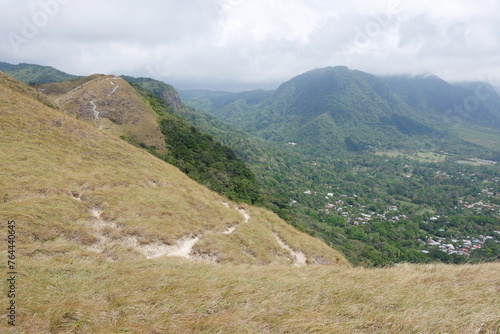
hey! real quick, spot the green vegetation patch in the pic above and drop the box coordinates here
[129,83,264,204]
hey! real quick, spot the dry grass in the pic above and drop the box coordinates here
[1,72,499,333]
[2,254,499,333]
[56,74,167,154]
[37,74,104,100]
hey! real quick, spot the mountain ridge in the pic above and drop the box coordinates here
[183,66,446,154]
[381,74,500,130]
[0,61,79,84]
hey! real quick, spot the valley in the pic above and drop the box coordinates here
[178,66,500,266]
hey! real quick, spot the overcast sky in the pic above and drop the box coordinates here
[1,0,499,91]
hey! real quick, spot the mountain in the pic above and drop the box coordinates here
[38,74,264,204]
[183,67,447,155]
[381,74,500,130]
[1,70,499,333]
[0,61,79,84]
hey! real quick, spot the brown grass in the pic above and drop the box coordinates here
[55,74,167,154]
[2,255,499,333]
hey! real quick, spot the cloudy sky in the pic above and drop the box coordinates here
[1,0,499,91]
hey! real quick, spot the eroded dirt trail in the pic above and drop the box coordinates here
[85,201,308,266]
[274,233,307,266]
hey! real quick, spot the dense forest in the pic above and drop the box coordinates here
[124,84,264,205]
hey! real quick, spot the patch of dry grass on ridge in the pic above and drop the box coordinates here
[2,255,499,333]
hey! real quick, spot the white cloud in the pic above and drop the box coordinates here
[0,0,499,90]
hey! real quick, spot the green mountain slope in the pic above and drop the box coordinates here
[184,67,446,155]
[381,74,500,130]
[0,61,79,84]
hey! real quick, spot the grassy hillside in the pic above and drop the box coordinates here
[5,259,500,333]
[0,70,348,264]
[55,75,167,155]
[39,75,263,204]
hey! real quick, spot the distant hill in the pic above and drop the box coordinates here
[0,61,79,84]
[182,67,499,158]
[381,74,500,130]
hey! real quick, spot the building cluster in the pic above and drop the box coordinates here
[425,234,499,256]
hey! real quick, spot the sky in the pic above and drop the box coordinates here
[1,0,500,91]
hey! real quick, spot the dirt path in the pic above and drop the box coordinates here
[274,233,307,266]
[220,204,250,235]
[89,100,104,130]
[136,236,200,259]
[86,202,308,266]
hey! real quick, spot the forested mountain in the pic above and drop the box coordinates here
[0,61,78,84]
[381,74,500,130]
[181,67,497,157]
